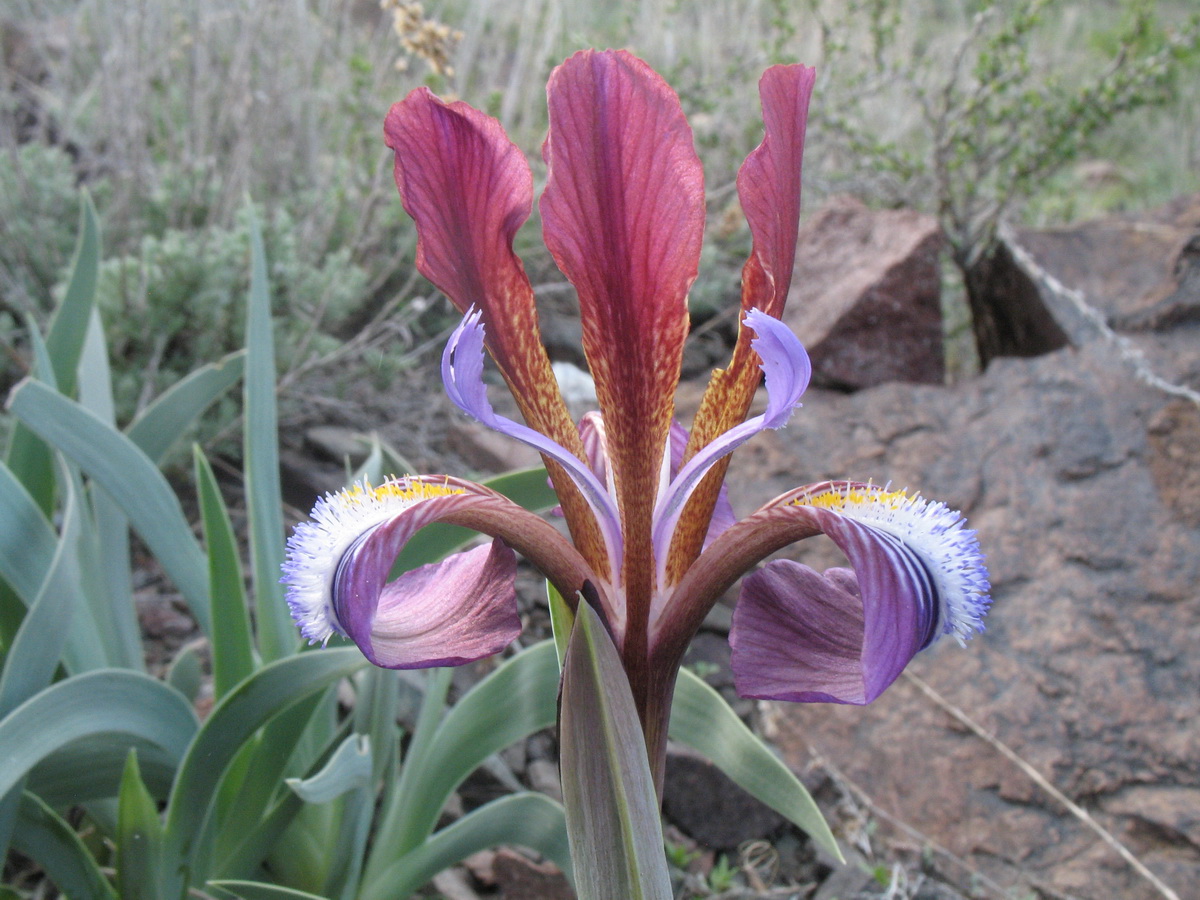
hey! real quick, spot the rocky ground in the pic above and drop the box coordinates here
[260,194,1200,900]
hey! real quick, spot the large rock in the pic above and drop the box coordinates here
[785,195,945,389]
[721,331,1200,898]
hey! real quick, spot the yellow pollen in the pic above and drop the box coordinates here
[341,478,463,506]
[792,483,910,512]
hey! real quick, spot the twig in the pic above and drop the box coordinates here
[903,671,1182,900]
[800,746,1020,900]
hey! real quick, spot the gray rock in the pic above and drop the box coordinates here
[977,194,1200,361]
[722,334,1200,899]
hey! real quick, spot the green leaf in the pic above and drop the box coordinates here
[117,750,166,900]
[127,351,246,464]
[12,790,118,900]
[286,734,372,804]
[47,191,101,395]
[207,690,337,879]
[364,641,559,888]
[364,666,451,885]
[349,433,414,486]
[4,193,100,517]
[211,717,349,883]
[0,459,59,655]
[0,465,81,717]
[352,666,400,787]
[0,456,58,608]
[208,882,329,900]
[6,379,212,634]
[74,309,143,670]
[559,602,672,900]
[546,581,573,669]
[77,307,116,423]
[0,669,198,801]
[167,643,205,702]
[669,668,841,861]
[160,648,366,897]
[359,793,571,900]
[26,735,180,806]
[195,446,256,698]
[243,207,292,663]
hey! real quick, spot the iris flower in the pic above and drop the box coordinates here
[282,50,989,782]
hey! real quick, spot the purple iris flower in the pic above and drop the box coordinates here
[282,50,990,784]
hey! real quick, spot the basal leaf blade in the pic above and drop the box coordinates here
[208,881,329,900]
[0,670,197,801]
[359,793,571,900]
[117,750,166,900]
[559,602,671,900]
[242,208,292,663]
[160,648,365,896]
[366,641,558,874]
[6,379,212,634]
[194,446,256,698]
[285,734,372,804]
[0,467,82,716]
[127,351,246,464]
[13,790,117,900]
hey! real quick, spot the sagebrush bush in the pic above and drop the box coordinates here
[0,143,100,317]
[95,202,369,447]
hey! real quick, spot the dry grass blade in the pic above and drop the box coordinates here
[903,671,1183,900]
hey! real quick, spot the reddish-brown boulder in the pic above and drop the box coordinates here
[723,334,1200,899]
[785,195,945,389]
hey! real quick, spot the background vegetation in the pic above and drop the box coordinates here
[3,0,1198,446]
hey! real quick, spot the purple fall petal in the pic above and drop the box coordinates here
[336,539,520,669]
[728,509,939,705]
[730,562,866,703]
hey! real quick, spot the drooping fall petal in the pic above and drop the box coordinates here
[672,64,816,581]
[282,477,606,666]
[385,89,608,574]
[338,539,520,669]
[654,482,988,703]
[541,49,705,625]
[730,562,868,703]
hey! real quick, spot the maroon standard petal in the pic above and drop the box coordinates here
[736,64,816,318]
[672,64,816,582]
[384,89,542,388]
[541,49,705,636]
[385,88,609,576]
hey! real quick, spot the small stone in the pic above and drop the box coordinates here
[527,758,562,802]
[663,746,785,851]
[491,848,573,900]
[431,868,480,900]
